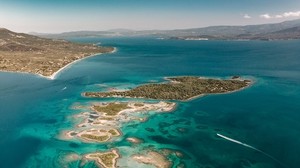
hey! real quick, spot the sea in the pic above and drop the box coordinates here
[0,37,299,168]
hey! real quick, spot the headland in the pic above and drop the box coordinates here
[0,28,114,79]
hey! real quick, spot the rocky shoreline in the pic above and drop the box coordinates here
[58,76,252,167]
[59,101,177,168]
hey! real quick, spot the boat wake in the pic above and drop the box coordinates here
[216,133,288,168]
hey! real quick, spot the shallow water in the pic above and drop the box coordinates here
[0,37,300,168]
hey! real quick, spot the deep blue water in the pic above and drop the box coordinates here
[0,37,299,168]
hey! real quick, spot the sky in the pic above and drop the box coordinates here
[1,0,300,33]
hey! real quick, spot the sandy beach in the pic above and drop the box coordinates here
[0,47,117,80]
[45,47,117,80]
[132,151,172,168]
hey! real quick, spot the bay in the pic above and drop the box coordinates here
[0,37,299,168]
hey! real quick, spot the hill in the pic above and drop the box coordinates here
[0,28,113,78]
[35,19,300,40]
[167,19,300,40]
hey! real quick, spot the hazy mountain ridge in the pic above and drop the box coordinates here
[0,28,63,52]
[34,19,300,40]
[167,19,300,40]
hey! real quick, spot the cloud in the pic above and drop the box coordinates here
[260,14,271,19]
[283,11,300,17]
[275,15,283,18]
[260,11,300,19]
[243,14,251,19]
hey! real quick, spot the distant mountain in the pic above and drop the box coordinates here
[263,26,300,39]
[107,28,135,33]
[35,29,163,39]
[34,30,121,39]
[0,28,46,51]
[33,19,300,40]
[167,19,300,40]
[169,19,300,36]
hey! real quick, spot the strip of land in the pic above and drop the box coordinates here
[84,76,251,101]
[0,28,114,78]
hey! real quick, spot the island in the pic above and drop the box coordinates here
[60,101,176,143]
[91,101,175,117]
[132,148,185,168]
[59,76,251,167]
[0,28,114,78]
[126,137,144,144]
[84,76,251,100]
[77,128,121,143]
[85,149,120,168]
[132,150,172,168]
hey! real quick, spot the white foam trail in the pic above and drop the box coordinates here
[216,133,288,168]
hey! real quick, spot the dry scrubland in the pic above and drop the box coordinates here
[0,28,113,77]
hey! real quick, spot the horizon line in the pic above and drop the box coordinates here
[2,18,299,34]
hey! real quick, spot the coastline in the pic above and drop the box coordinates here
[83,76,252,102]
[0,47,117,80]
[45,47,117,80]
[84,149,120,168]
[185,79,253,101]
[185,84,251,101]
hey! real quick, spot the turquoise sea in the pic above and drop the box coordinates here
[0,37,300,168]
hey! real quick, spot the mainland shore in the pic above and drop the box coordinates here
[0,28,115,79]
[0,47,117,80]
[45,47,117,80]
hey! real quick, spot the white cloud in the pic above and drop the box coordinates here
[260,11,300,19]
[243,14,251,19]
[283,11,300,17]
[260,14,272,19]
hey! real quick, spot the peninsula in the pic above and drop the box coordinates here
[84,76,251,101]
[0,28,114,78]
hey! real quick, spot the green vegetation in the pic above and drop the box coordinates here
[134,103,144,107]
[0,28,113,77]
[81,134,110,142]
[108,129,119,136]
[85,76,251,101]
[99,117,114,121]
[90,152,117,168]
[93,103,129,116]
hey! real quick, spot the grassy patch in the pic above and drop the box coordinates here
[90,152,117,168]
[93,103,129,116]
[134,103,144,107]
[81,134,109,142]
[108,129,119,136]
